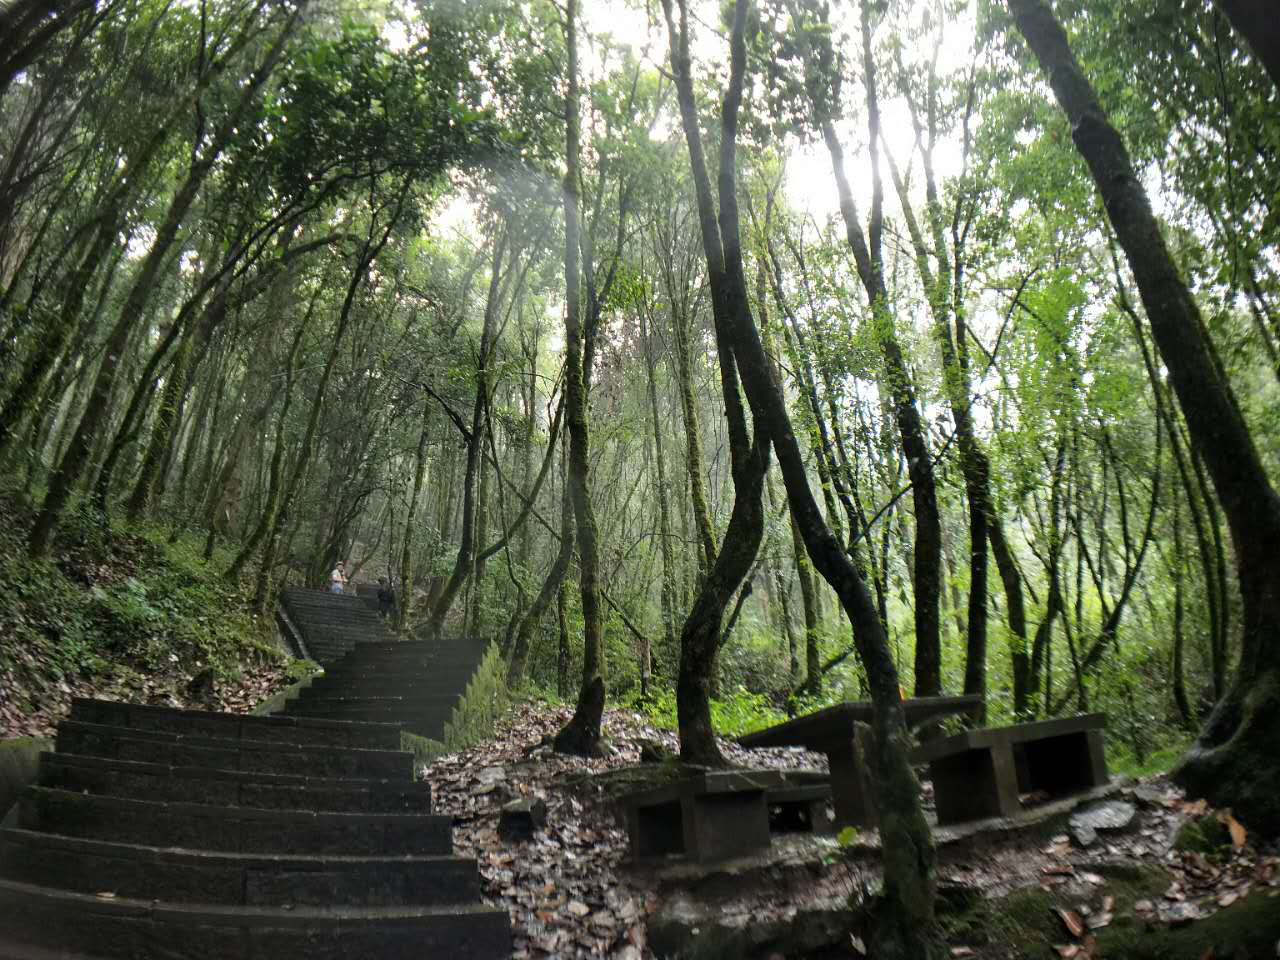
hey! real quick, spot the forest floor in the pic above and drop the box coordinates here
[428,700,1280,960]
[0,488,297,740]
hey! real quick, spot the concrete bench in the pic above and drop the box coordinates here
[767,782,836,835]
[620,770,831,863]
[737,695,982,829]
[910,713,1108,825]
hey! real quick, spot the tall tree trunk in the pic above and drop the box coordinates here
[27,11,303,554]
[668,271,717,581]
[668,4,939,952]
[553,0,607,756]
[125,315,201,520]
[661,0,771,767]
[425,233,505,637]
[1008,0,1280,833]
[799,0,943,700]
[397,400,432,631]
[1213,0,1280,91]
[642,307,679,671]
[507,434,574,687]
[224,320,307,582]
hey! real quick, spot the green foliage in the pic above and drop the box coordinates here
[637,685,787,739]
[0,490,279,713]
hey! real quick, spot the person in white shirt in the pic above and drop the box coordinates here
[330,561,347,595]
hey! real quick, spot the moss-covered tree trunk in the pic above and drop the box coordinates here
[125,313,200,521]
[553,0,607,756]
[397,400,432,631]
[223,321,307,583]
[426,234,504,639]
[27,13,302,555]
[1008,0,1280,835]
[802,1,942,701]
[507,435,574,688]
[668,3,940,953]
[669,293,717,584]
[641,308,679,673]
[660,0,772,768]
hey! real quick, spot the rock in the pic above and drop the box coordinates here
[1131,783,1166,807]
[1069,800,1136,847]
[186,668,216,705]
[638,739,675,764]
[1172,813,1233,857]
[647,908,855,960]
[498,797,547,843]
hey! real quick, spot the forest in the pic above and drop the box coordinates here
[1,0,1278,954]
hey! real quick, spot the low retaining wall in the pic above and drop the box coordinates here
[0,736,51,822]
[403,642,510,765]
[252,667,320,716]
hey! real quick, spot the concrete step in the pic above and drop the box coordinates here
[342,641,487,660]
[38,753,432,814]
[55,721,414,780]
[301,677,478,698]
[68,699,403,752]
[285,702,455,724]
[18,787,453,856]
[0,828,480,908]
[0,877,512,960]
[289,694,457,711]
[343,642,437,660]
[282,710,452,741]
[318,661,485,683]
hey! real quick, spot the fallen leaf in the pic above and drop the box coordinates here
[1086,912,1113,930]
[1222,813,1247,850]
[950,948,975,957]
[1053,946,1080,958]
[1057,908,1085,938]
[1217,891,1238,908]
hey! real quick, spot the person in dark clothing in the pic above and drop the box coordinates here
[377,577,396,619]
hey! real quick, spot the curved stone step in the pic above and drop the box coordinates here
[56,721,413,780]
[0,877,511,960]
[0,828,480,908]
[18,787,452,855]
[69,699,403,751]
[38,753,432,814]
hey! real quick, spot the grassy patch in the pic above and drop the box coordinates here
[0,488,292,732]
[1107,737,1192,780]
[637,685,787,738]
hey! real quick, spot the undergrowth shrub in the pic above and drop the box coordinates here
[638,685,787,738]
[0,489,279,714]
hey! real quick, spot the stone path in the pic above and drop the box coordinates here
[0,589,509,959]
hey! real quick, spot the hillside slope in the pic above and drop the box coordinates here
[0,490,299,739]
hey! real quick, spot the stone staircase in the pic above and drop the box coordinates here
[284,638,490,741]
[0,592,511,959]
[278,586,394,665]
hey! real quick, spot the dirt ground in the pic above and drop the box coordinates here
[424,700,1280,959]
